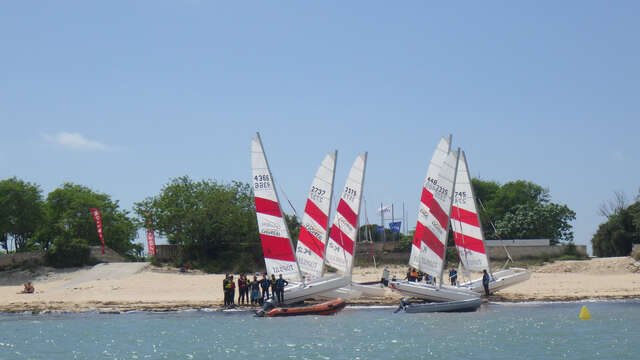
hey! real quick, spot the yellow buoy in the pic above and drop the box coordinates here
[579,305,591,320]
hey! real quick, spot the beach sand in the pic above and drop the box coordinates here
[1,257,639,313]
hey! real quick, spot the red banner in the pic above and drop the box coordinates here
[89,208,105,254]
[146,228,156,256]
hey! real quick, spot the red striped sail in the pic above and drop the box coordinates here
[295,151,337,280]
[324,153,367,274]
[251,134,300,280]
[450,151,489,271]
[409,136,451,270]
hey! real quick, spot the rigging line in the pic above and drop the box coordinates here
[477,198,513,268]
[363,196,377,270]
[278,184,300,220]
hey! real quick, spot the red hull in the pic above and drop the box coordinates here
[264,298,346,317]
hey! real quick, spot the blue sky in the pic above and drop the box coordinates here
[1,1,638,253]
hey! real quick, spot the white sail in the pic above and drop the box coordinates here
[251,133,301,280]
[409,135,452,269]
[295,151,337,280]
[324,153,367,274]
[451,151,489,271]
[417,149,460,278]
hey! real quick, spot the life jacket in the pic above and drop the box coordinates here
[224,280,233,290]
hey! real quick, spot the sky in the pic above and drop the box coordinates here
[1,1,639,254]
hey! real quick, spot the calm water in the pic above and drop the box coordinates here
[0,301,638,360]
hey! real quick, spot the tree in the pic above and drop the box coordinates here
[471,179,575,244]
[592,201,640,257]
[285,214,300,247]
[494,203,576,245]
[134,176,261,271]
[0,177,45,252]
[43,183,140,257]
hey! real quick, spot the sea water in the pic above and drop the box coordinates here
[0,301,638,360]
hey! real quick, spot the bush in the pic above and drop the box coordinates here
[564,242,578,256]
[45,237,95,268]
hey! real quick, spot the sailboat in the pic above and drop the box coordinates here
[251,133,350,304]
[295,151,338,281]
[387,137,480,302]
[451,151,531,293]
[318,152,387,299]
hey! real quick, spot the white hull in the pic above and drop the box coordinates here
[282,274,351,304]
[351,282,387,297]
[459,268,531,293]
[389,280,480,302]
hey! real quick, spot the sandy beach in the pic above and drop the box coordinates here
[1,257,639,313]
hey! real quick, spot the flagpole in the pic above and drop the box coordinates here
[402,201,406,235]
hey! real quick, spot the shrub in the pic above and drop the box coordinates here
[45,237,94,268]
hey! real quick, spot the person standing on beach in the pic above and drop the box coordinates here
[449,267,458,286]
[275,274,288,304]
[270,274,277,299]
[228,275,236,305]
[482,269,491,296]
[260,273,270,300]
[222,274,233,306]
[238,274,247,305]
[250,274,260,305]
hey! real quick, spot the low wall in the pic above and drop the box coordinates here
[353,242,587,264]
[155,245,183,262]
[0,251,45,268]
[488,244,587,260]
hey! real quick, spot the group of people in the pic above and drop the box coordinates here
[405,267,437,285]
[222,273,289,307]
[405,266,492,296]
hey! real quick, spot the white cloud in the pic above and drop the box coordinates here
[43,132,110,151]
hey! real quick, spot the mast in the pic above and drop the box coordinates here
[438,148,460,288]
[318,150,338,278]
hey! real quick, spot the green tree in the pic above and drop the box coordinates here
[43,183,140,257]
[0,177,45,252]
[470,179,575,244]
[134,176,261,271]
[592,201,640,257]
[494,203,576,245]
[285,213,301,247]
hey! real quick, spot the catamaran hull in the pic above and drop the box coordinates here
[283,275,351,304]
[351,282,387,297]
[316,281,387,300]
[389,280,480,302]
[460,268,531,293]
[401,297,482,313]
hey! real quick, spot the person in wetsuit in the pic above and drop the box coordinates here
[260,273,270,301]
[482,269,491,296]
[449,267,458,286]
[275,274,288,304]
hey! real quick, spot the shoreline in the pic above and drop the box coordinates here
[2,257,639,314]
[1,296,639,315]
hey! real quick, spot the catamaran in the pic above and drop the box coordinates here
[451,151,531,293]
[316,152,371,299]
[251,133,350,304]
[387,136,480,302]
